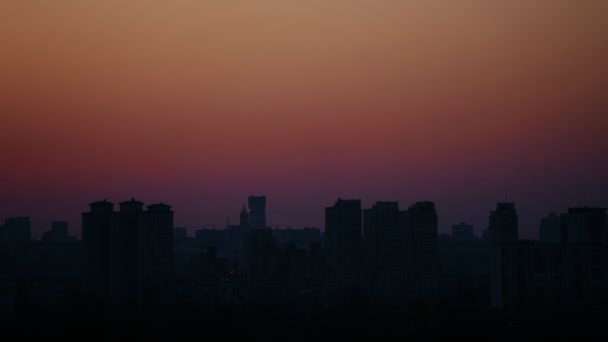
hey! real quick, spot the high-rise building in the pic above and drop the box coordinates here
[401,202,438,298]
[491,206,608,309]
[325,199,363,297]
[0,217,31,245]
[563,207,607,244]
[82,200,114,304]
[0,217,32,284]
[143,203,174,308]
[489,202,519,308]
[110,199,145,309]
[488,203,518,244]
[363,202,404,297]
[248,196,266,229]
[82,199,173,311]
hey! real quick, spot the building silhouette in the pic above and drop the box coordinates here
[489,202,518,308]
[563,207,607,244]
[0,217,31,245]
[221,202,258,266]
[41,221,75,243]
[401,201,439,299]
[110,199,145,310]
[488,202,518,244]
[244,228,277,281]
[325,199,363,300]
[4,192,608,330]
[363,201,404,300]
[452,222,475,241]
[539,212,561,244]
[143,203,174,309]
[82,199,173,311]
[248,196,266,229]
[239,205,249,228]
[173,227,187,241]
[490,205,608,309]
[244,228,278,302]
[82,200,114,306]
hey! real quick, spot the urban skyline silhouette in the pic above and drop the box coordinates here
[2,0,608,339]
[2,194,608,339]
[5,193,607,241]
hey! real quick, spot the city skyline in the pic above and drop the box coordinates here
[2,194,607,338]
[3,1,608,338]
[3,194,607,241]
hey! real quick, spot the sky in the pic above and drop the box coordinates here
[1,0,607,238]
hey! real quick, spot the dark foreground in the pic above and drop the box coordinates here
[4,303,608,340]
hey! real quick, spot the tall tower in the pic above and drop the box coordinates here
[325,198,363,297]
[111,198,145,309]
[488,202,518,244]
[488,202,518,308]
[82,200,114,303]
[363,202,403,296]
[401,201,438,297]
[248,196,266,229]
[239,205,249,228]
[563,207,607,244]
[144,203,174,308]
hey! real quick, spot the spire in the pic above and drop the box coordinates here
[240,204,249,227]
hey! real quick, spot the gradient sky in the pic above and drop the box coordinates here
[1,0,607,238]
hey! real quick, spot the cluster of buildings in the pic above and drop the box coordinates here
[489,204,608,310]
[0,196,607,316]
[81,199,174,311]
[326,200,439,305]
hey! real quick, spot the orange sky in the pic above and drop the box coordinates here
[1,0,607,237]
